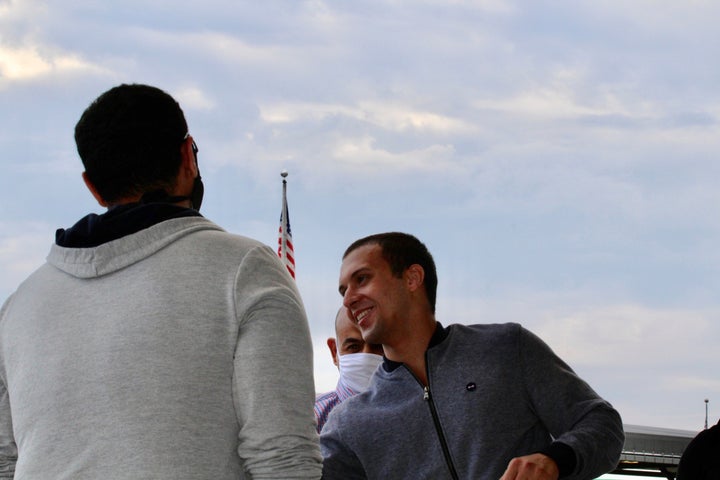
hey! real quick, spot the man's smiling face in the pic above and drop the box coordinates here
[338,243,411,346]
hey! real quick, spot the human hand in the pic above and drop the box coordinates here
[499,453,559,480]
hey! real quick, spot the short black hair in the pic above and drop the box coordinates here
[74,84,188,204]
[343,232,438,313]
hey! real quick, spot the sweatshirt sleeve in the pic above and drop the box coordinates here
[0,381,16,479]
[231,245,322,479]
[0,298,17,479]
[519,326,624,479]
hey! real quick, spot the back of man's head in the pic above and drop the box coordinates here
[75,84,189,204]
[343,232,438,314]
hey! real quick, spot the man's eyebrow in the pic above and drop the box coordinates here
[342,338,362,348]
[338,267,367,296]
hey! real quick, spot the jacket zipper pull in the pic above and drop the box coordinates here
[423,385,430,401]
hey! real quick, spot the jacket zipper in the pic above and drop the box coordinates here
[422,379,460,479]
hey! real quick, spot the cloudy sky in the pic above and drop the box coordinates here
[1,0,718,433]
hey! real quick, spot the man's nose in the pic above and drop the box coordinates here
[342,285,356,309]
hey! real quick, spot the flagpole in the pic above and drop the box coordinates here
[278,170,295,279]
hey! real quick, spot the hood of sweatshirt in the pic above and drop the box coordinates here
[48,203,222,279]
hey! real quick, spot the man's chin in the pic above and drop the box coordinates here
[360,327,379,345]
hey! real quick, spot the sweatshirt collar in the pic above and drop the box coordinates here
[55,202,202,248]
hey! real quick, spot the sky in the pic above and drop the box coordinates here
[1,0,718,434]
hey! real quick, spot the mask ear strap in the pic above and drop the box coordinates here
[139,178,203,211]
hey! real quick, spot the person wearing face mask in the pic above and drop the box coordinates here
[0,84,321,479]
[315,307,384,433]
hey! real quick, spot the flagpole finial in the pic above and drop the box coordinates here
[281,170,288,178]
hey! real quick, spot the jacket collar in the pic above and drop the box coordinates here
[382,321,448,372]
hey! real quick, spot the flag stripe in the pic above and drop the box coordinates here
[278,178,295,279]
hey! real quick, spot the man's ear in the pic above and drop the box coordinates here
[405,264,425,293]
[327,337,339,368]
[82,172,108,207]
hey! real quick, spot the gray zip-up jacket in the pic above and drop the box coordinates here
[321,323,623,480]
[0,215,322,479]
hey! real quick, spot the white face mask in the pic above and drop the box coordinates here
[338,352,384,393]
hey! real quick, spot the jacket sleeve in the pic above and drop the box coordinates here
[519,326,624,479]
[232,245,322,479]
[320,409,368,480]
[0,298,17,478]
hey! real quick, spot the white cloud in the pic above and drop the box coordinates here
[300,0,342,24]
[260,100,475,134]
[579,1,720,37]
[131,28,315,70]
[0,0,45,21]
[181,31,281,63]
[0,45,52,79]
[0,44,110,83]
[472,62,639,121]
[359,101,475,134]
[0,0,108,82]
[173,86,216,111]
[421,0,516,13]
[533,304,719,369]
[475,86,630,119]
[333,135,458,174]
[663,375,720,392]
[259,101,354,124]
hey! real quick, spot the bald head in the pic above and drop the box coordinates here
[327,307,383,367]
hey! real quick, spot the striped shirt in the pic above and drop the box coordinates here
[314,381,357,433]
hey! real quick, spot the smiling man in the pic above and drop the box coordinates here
[321,232,624,480]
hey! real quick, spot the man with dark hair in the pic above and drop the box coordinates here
[75,84,195,204]
[321,232,624,480]
[342,232,438,313]
[0,84,322,479]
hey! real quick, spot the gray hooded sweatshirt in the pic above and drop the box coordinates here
[0,214,321,479]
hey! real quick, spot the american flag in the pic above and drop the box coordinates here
[277,172,295,279]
